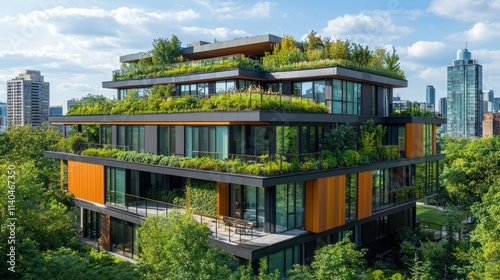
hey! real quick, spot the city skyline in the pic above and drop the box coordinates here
[1,0,500,109]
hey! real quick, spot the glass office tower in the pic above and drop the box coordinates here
[447,48,483,138]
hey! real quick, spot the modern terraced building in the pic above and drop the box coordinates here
[45,34,444,277]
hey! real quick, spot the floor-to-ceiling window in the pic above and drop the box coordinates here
[332,79,361,115]
[275,182,305,233]
[82,209,101,240]
[231,126,272,156]
[185,126,228,159]
[106,167,126,206]
[110,217,139,259]
[117,125,145,152]
[372,169,390,212]
[232,185,265,228]
[101,125,112,145]
[158,125,176,156]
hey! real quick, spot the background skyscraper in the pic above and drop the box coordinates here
[439,97,447,133]
[7,70,50,127]
[426,85,435,106]
[447,48,483,138]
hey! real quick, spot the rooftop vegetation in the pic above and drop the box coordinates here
[60,120,401,176]
[112,32,406,81]
[67,86,329,115]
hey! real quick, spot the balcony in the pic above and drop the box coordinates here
[102,193,307,246]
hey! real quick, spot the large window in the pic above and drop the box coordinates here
[185,126,228,159]
[293,80,326,104]
[332,79,361,115]
[158,126,176,156]
[231,126,272,156]
[266,245,303,279]
[101,125,112,145]
[416,161,438,196]
[345,174,357,221]
[216,80,235,93]
[117,125,144,152]
[106,167,126,206]
[111,217,139,259]
[372,169,390,212]
[232,185,265,228]
[275,182,305,233]
[181,83,208,96]
[118,88,151,100]
[82,209,101,240]
[277,125,324,155]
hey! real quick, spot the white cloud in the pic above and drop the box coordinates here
[429,0,500,22]
[181,26,250,39]
[322,12,413,44]
[193,0,274,19]
[448,22,500,42]
[406,41,447,58]
[58,83,95,91]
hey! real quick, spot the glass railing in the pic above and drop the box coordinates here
[372,184,428,213]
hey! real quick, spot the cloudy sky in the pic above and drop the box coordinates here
[1,0,499,111]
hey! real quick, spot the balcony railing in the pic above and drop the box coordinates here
[108,193,266,243]
[372,184,430,213]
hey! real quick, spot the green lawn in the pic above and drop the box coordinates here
[416,205,472,230]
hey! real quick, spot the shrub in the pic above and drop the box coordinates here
[59,134,88,153]
[342,150,360,166]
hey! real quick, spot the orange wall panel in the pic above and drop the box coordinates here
[357,171,372,220]
[406,123,424,158]
[68,161,105,204]
[216,182,230,216]
[305,176,345,233]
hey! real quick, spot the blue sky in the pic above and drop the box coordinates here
[1,0,500,111]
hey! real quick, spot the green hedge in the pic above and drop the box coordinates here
[187,179,217,217]
[67,90,329,116]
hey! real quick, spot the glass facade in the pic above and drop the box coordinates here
[332,79,361,115]
[158,125,176,156]
[180,83,209,96]
[275,182,305,233]
[82,209,101,240]
[185,126,228,159]
[293,80,326,104]
[447,49,483,138]
[110,217,139,259]
[101,125,112,145]
[266,245,303,279]
[117,125,145,152]
[118,87,151,99]
[276,125,324,155]
[232,185,265,228]
[106,167,126,206]
[231,125,271,156]
[423,124,433,155]
[216,80,235,93]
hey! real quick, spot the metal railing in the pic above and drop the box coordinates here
[372,185,426,213]
[107,193,260,243]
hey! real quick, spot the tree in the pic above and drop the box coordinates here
[152,34,182,65]
[441,136,500,206]
[384,46,403,76]
[327,39,351,60]
[350,43,373,65]
[470,180,500,278]
[138,212,234,279]
[303,30,323,51]
[288,233,366,280]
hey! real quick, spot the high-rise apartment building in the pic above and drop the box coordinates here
[426,85,435,106]
[447,48,483,138]
[45,34,444,276]
[0,102,7,133]
[7,70,50,127]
